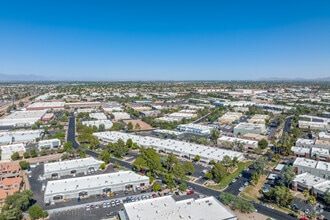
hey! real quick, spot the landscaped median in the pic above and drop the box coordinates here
[207,161,252,190]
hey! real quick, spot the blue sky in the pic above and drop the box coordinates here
[0,1,329,81]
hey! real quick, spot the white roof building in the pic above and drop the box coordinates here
[44,171,149,203]
[38,139,61,150]
[82,120,113,130]
[1,143,26,161]
[248,114,269,124]
[0,130,44,144]
[296,138,315,148]
[291,146,310,156]
[112,112,131,121]
[94,132,244,163]
[0,110,47,127]
[233,123,266,136]
[43,157,103,178]
[293,157,330,179]
[26,102,65,110]
[217,136,258,149]
[124,196,237,220]
[89,113,107,120]
[177,124,213,135]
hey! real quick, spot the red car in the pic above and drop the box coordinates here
[152,193,158,198]
[187,190,194,195]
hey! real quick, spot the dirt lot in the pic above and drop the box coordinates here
[123,119,154,131]
[233,210,269,220]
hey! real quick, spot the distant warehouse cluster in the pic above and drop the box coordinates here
[93,131,244,163]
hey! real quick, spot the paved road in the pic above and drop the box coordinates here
[67,114,79,149]
[283,116,292,133]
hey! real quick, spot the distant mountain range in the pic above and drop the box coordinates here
[258,77,330,82]
[0,73,50,82]
[0,72,329,82]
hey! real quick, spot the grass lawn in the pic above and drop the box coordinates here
[208,161,252,190]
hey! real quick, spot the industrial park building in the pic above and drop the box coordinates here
[82,120,113,130]
[93,132,244,163]
[0,143,26,161]
[233,123,266,136]
[177,124,212,135]
[26,102,65,111]
[0,110,47,128]
[0,130,44,144]
[43,157,103,179]
[123,196,237,220]
[293,157,330,179]
[44,171,149,203]
[38,139,61,150]
[217,136,258,149]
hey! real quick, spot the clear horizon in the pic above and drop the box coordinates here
[1,1,330,81]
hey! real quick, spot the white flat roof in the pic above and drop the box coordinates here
[296,138,315,145]
[314,180,330,193]
[27,102,65,108]
[311,147,329,156]
[218,136,257,145]
[234,123,266,131]
[90,113,107,120]
[94,132,244,162]
[291,147,310,154]
[82,120,113,129]
[293,157,318,168]
[124,196,236,220]
[1,143,26,161]
[45,171,149,196]
[294,172,327,187]
[44,157,103,174]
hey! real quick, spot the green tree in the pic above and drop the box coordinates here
[164,174,175,189]
[282,166,296,187]
[178,182,188,191]
[165,153,179,171]
[23,151,30,159]
[132,157,147,171]
[102,151,111,164]
[266,185,294,207]
[134,123,141,130]
[99,163,106,170]
[193,155,200,162]
[140,147,162,175]
[30,149,37,158]
[205,172,213,180]
[40,149,47,156]
[258,139,269,149]
[172,163,186,180]
[183,161,195,175]
[19,161,30,170]
[98,124,105,132]
[232,198,255,213]
[220,193,237,205]
[113,161,120,168]
[152,182,162,192]
[324,190,330,206]
[127,122,133,131]
[28,205,48,220]
[126,138,133,148]
[210,128,220,144]
[222,155,233,171]
[211,162,227,183]
[11,152,20,160]
[253,156,268,174]
[251,172,260,185]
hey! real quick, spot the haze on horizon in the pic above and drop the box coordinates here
[0,1,329,81]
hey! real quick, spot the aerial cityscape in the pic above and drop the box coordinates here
[1,1,330,220]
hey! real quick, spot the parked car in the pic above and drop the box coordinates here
[86,205,90,211]
[187,190,194,195]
